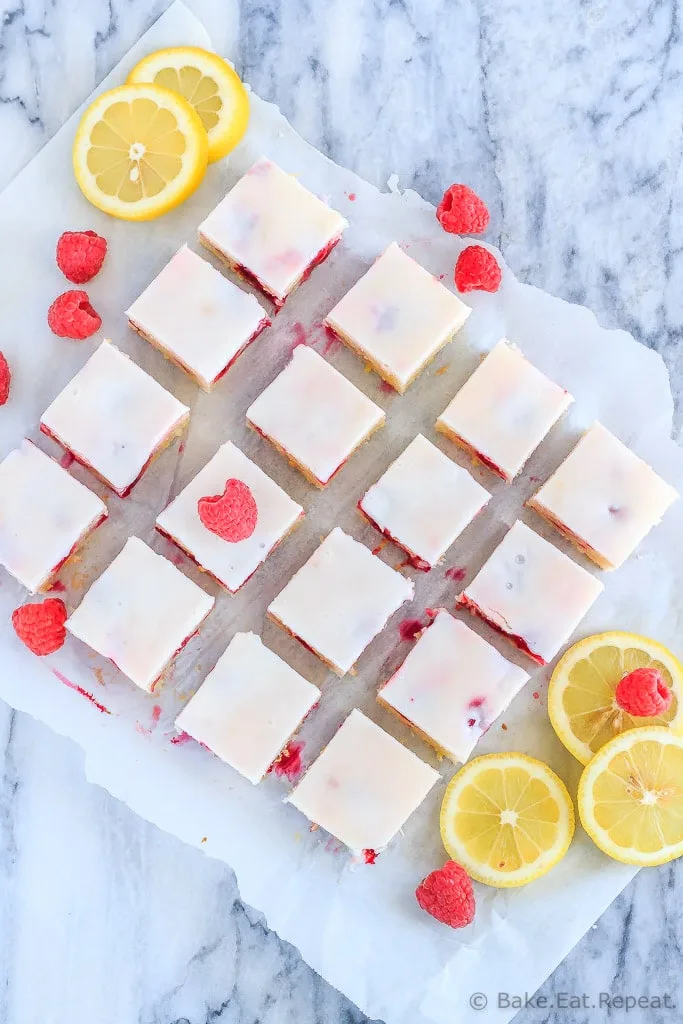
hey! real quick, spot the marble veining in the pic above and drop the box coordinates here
[1,0,682,1022]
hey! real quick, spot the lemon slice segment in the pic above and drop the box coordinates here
[73,83,208,221]
[579,727,683,866]
[440,752,575,887]
[128,47,250,163]
[549,632,683,765]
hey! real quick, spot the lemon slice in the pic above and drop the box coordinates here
[73,83,208,221]
[128,47,250,163]
[549,632,683,766]
[579,727,683,866]
[440,752,575,887]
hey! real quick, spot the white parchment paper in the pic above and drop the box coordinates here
[1,4,682,1022]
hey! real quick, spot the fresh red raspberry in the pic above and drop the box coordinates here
[416,861,475,929]
[56,230,107,284]
[12,598,68,656]
[47,290,102,340]
[198,479,258,542]
[0,352,10,406]
[454,245,502,293]
[615,667,672,717]
[437,184,490,235]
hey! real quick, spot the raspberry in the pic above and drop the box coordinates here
[269,741,305,781]
[399,618,425,642]
[415,861,475,929]
[454,245,502,293]
[12,598,68,656]
[198,478,258,542]
[56,230,107,284]
[437,184,490,235]
[0,351,10,406]
[47,290,102,340]
[615,667,672,717]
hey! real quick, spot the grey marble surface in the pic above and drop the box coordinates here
[0,1,682,1022]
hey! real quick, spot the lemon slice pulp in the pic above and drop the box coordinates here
[579,727,683,866]
[128,46,250,163]
[549,631,682,765]
[440,752,575,887]
[73,83,208,221]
